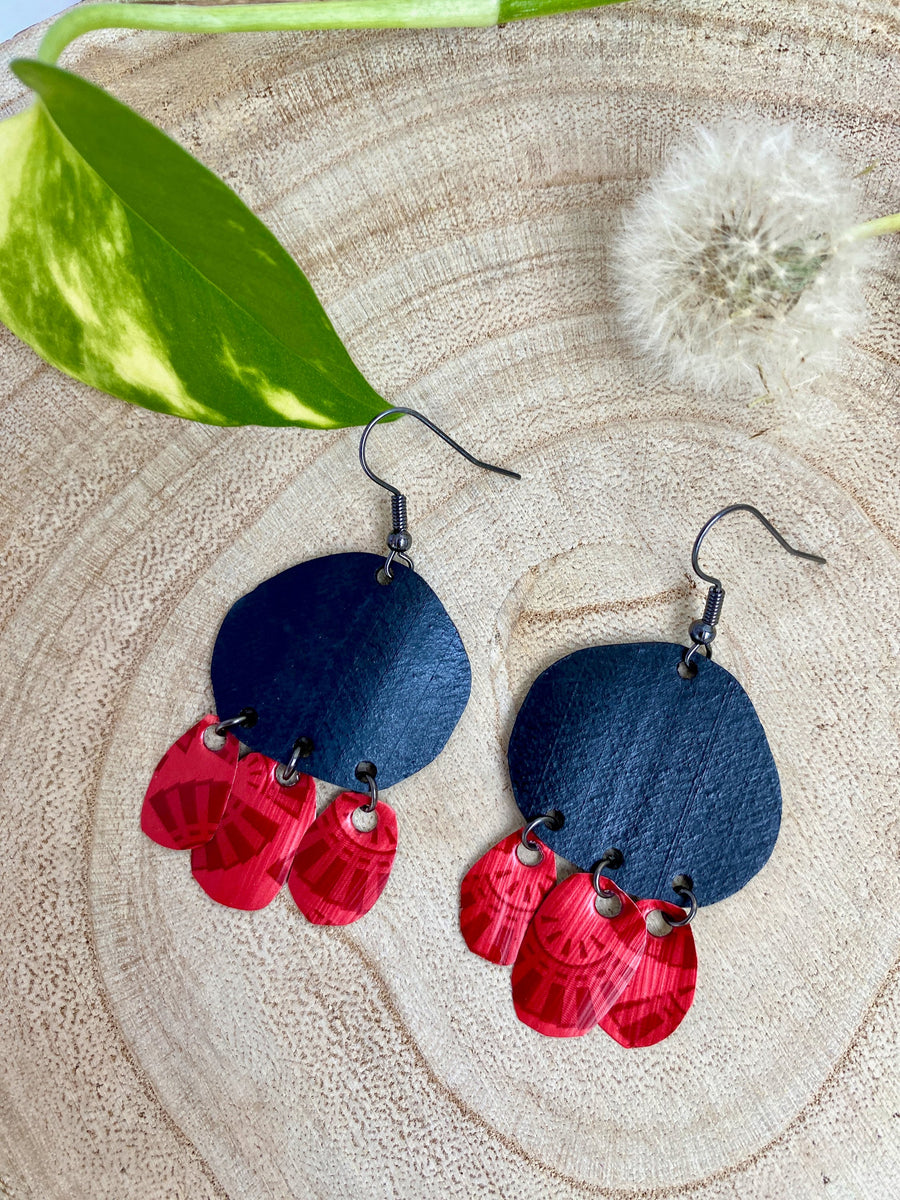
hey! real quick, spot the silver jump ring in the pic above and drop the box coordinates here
[663,875,698,927]
[591,863,614,898]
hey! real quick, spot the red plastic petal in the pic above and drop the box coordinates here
[191,753,316,910]
[141,715,239,849]
[511,873,646,1038]
[288,792,398,925]
[599,898,698,1047]
[460,830,557,965]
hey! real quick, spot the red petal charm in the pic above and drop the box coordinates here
[191,753,316,910]
[511,873,646,1038]
[460,830,557,965]
[141,715,239,850]
[599,899,698,1047]
[288,792,398,925]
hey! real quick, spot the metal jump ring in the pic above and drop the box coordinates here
[214,707,257,737]
[663,876,698,927]
[274,748,303,787]
[591,848,624,898]
[275,737,312,787]
[381,547,414,581]
[520,814,559,861]
[681,642,712,671]
[358,772,379,813]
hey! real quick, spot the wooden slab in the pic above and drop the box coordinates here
[0,3,898,1196]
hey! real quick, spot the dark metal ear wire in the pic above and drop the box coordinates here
[691,504,826,590]
[358,407,521,583]
[683,504,826,669]
[662,874,698,927]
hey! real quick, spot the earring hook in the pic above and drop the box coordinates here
[692,504,826,591]
[359,407,521,495]
[684,504,826,668]
[358,407,521,582]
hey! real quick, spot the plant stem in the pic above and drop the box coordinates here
[38,0,625,66]
[847,213,900,241]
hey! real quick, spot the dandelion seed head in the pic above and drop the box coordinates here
[613,120,872,397]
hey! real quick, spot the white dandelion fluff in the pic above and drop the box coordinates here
[613,120,890,398]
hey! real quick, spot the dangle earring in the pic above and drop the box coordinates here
[461,505,825,1043]
[141,407,519,918]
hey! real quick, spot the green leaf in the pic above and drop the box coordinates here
[0,60,386,427]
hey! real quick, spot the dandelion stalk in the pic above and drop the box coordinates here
[848,212,900,241]
[38,0,627,66]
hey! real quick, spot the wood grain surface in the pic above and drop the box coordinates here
[1,2,899,1196]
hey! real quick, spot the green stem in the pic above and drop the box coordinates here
[38,0,626,66]
[847,212,900,240]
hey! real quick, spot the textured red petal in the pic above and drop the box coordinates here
[511,873,646,1038]
[460,830,557,965]
[191,753,316,910]
[599,898,698,1047]
[288,792,398,925]
[141,715,239,850]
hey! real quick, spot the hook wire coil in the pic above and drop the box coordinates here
[390,493,408,536]
[701,585,725,628]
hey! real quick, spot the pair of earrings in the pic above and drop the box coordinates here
[140,410,825,1046]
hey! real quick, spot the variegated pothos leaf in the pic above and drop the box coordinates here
[0,60,385,427]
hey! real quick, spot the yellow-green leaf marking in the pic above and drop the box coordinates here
[0,60,386,427]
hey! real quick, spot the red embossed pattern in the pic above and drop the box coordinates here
[288,792,398,925]
[511,873,646,1038]
[191,753,316,910]
[460,830,557,965]
[141,715,239,850]
[600,898,698,1047]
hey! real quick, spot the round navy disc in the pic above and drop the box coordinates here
[211,552,471,791]
[507,642,781,906]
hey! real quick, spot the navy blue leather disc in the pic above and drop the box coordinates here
[507,642,781,906]
[211,552,471,791]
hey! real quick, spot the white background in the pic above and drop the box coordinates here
[0,1,66,43]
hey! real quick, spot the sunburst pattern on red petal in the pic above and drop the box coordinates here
[460,830,557,965]
[191,753,316,910]
[600,898,698,1047]
[511,873,646,1038]
[141,715,239,850]
[288,792,397,925]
